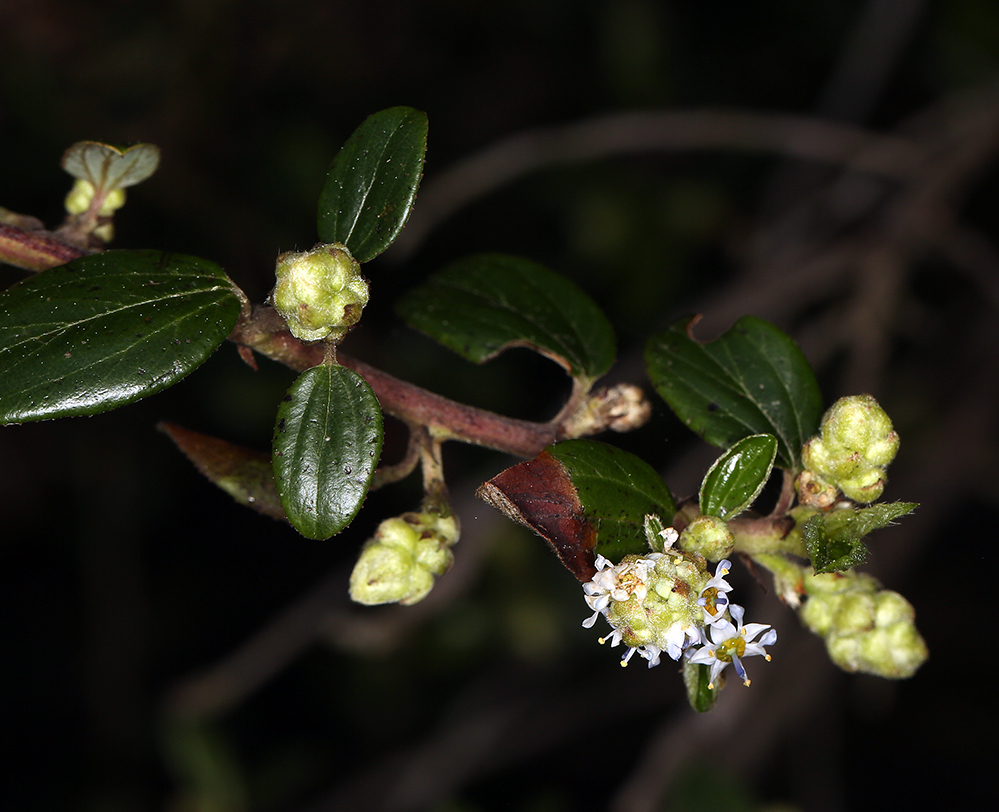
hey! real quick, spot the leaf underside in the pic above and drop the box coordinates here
[159,422,285,521]
[62,141,161,191]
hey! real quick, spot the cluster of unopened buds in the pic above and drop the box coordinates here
[582,523,777,689]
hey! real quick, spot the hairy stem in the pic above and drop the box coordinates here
[0,222,87,271]
[230,304,561,458]
[0,221,591,459]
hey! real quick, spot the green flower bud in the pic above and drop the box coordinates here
[837,467,886,504]
[874,589,915,627]
[679,515,735,561]
[414,537,454,575]
[799,395,899,504]
[827,617,927,679]
[607,585,656,648]
[866,433,901,468]
[93,222,115,243]
[802,569,926,678]
[271,243,369,343]
[349,539,429,605]
[822,395,897,461]
[348,510,459,606]
[601,550,710,656]
[64,178,127,217]
[800,569,879,636]
[832,591,877,635]
[802,437,864,481]
[378,517,420,550]
[800,592,836,636]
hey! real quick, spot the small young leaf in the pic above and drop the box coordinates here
[699,433,778,519]
[477,439,675,581]
[273,364,383,540]
[645,315,823,468]
[803,501,918,574]
[0,250,241,424]
[159,422,285,521]
[317,107,428,263]
[397,254,615,383]
[62,141,161,192]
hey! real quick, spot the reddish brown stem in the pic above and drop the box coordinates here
[0,221,564,459]
[0,223,86,271]
[230,305,559,458]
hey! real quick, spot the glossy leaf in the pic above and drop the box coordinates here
[0,250,241,424]
[477,439,675,581]
[699,433,778,519]
[273,364,383,540]
[803,501,918,574]
[645,315,822,469]
[159,422,285,521]
[62,141,161,192]
[548,441,676,563]
[397,254,615,382]
[317,107,428,263]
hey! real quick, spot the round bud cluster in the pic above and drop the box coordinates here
[585,548,711,666]
[271,243,369,343]
[799,395,900,504]
[64,178,126,243]
[349,511,459,606]
[800,570,927,679]
[679,515,735,561]
[64,178,127,217]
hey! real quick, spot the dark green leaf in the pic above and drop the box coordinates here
[477,440,675,581]
[273,364,383,540]
[397,254,615,382]
[546,440,677,564]
[699,434,778,519]
[645,315,823,468]
[683,659,718,713]
[804,501,918,574]
[0,250,240,424]
[317,107,427,263]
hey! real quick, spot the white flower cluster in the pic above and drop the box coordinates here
[581,528,777,689]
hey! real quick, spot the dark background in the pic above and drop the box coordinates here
[1,1,995,810]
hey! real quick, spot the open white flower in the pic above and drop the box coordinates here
[697,558,734,627]
[581,553,660,628]
[661,620,703,662]
[582,555,708,667]
[597,627,670,668]
[687,603,777,688]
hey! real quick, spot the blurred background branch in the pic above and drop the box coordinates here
[2,1,994,811]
